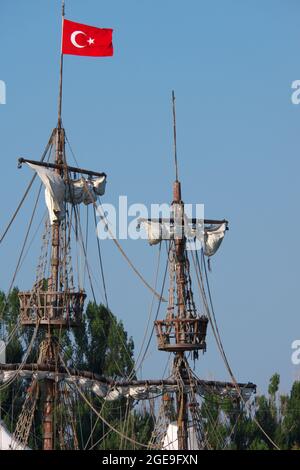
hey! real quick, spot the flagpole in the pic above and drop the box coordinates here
[57,0,65,128]
[172,90,179,182]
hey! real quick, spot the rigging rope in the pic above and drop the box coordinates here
[1,136,52,349]
[128,242,162,380]
[96,199,167,303]
[92,205,109,308]
[71,205,134,377]
[59,353,158,450]
[11,376,39,449]
[0,320,40,391]
[0,182,43,345]
[65,134,170,381]
[191,243,280,450]
[0,130,54,245]
[128,242,170,380]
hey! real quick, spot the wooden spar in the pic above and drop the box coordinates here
[18,157,107,178]
[0,363,257,392]
[142,217,229,227]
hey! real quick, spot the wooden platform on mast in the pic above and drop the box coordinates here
[155,317,208,352]
[18,290,86,327]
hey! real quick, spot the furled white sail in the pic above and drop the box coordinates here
[0,370,254,402]
[203,223,226,257]
[140,219,226,256]
[141,220,173,246]
[0,421,30,450]
[27,163,106,224]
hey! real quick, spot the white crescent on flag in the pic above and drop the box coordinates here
[70,31,87,48]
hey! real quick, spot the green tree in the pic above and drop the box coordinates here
[71,301,153,449]
[281,381,300,449]
[0,292,152,449]
[73,301,135,377]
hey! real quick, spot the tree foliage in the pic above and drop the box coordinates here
[0,290,300,449]
[200,373,300,450]
[0,291,152,449]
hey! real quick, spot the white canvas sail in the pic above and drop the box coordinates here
[0,421,30,450]
[27,163,106,224]
[162,422,199,450]
[203,223,227,257]
[140,219,226,256]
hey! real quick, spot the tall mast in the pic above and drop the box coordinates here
[52,1,65,294]
[152,92,210,449]
[17,0,89,449]
[43,0,65,450]
[171,91,188,450]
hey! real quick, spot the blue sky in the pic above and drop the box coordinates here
[0,0,300,394]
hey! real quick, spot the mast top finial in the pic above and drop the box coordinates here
[172,90,179,182]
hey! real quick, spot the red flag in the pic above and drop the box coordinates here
[62,19,113,57]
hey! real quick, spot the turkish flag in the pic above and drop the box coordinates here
[62,19,113,57]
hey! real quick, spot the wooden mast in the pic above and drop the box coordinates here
[52,0,65,295]
[171,91,188,450]
[17,0,101,449]
[42,0,65,451]
[152,92,217,449]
